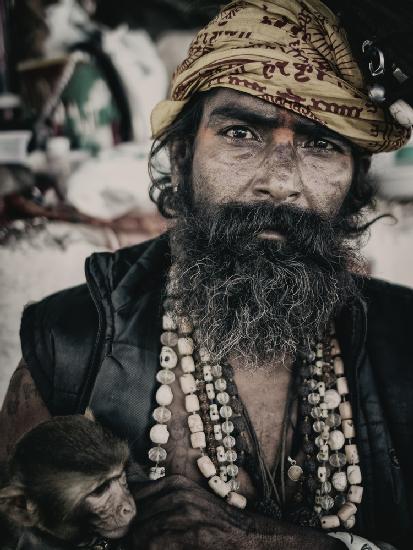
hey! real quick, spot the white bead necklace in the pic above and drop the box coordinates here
[148,308,247,509]
[148,294,362,528]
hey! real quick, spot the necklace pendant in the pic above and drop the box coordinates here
[287,457,303,482]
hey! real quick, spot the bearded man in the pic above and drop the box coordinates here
[1,1,413,549]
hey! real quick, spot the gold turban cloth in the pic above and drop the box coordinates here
[151,0,410,152]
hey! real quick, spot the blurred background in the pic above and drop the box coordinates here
[0,0,412,401]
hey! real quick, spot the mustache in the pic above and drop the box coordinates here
[179,201,350,271]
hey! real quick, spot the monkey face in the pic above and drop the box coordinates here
[83,469,136,539]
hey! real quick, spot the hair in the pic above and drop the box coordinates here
[149,90,377,234]
[9,415,129,530]
[149,92,207,219]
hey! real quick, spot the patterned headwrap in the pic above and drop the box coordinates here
[151,0,410,152]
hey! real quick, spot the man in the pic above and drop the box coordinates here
[1,1,412,549]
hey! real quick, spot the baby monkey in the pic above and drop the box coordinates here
[0,413,136,548]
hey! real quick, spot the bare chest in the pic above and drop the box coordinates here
[163,367,294,499]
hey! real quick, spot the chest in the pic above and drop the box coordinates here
[163,367,295,499]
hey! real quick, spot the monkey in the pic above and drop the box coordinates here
[0,413,137,549]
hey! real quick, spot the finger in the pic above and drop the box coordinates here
[131,474,197,501]
[135,484,216,520]
[131,474,255,532]
[134,492,252,537]
[133,477,213,514]
[137,486,254,533]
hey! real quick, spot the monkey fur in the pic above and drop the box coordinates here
[0,414,137,548]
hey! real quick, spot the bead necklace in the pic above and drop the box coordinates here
[243,329,364,530]
[148,285,363,529]
[149,305,246,509]
[295,328,364,531]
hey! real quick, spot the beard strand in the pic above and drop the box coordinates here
[168,201,361,368]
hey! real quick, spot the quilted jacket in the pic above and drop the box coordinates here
[20,234,413,549]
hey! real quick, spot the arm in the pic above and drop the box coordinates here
[0,360,51,470]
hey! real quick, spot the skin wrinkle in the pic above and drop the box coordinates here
[167,91,361,369]
[192,90,354,217]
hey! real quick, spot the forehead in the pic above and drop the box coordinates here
[201,88,339,136]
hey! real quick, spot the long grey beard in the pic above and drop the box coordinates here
[169,202,361,368]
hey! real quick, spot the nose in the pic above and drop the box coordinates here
[252,141,302,204]
[117,496,136,519]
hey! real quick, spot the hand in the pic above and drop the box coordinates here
[128,474,251,549]
[126,474,345,550]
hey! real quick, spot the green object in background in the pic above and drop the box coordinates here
[395,143,413,165]
[60,60,121,155]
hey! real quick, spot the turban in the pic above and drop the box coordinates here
[151,0,410,152]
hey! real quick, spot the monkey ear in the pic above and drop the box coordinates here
[84,407,96,422]
[0,484,39,527]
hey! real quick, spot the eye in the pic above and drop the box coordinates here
[90,480,110,497]
[222,126,256,140]
[302,138,338,151]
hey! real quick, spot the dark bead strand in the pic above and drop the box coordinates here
[195,365,219,466]
[287,355,321,528]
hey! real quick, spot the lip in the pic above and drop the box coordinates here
[98,524,131,539]
[257,229,285,241]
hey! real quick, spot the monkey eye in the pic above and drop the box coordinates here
[89,480,110,497]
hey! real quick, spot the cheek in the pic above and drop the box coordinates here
[83,494,110,515]
[300,155,353,215]
[192,130,256,203]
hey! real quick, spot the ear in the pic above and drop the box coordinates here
[0,484,39,527]
[84,407,96,422]
[169,139,191,191]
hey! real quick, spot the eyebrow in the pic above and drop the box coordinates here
[208,105,343,141]
[88,470,124,495]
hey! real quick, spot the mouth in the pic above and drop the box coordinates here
[257,229,285,241]
[95,504,136,539]
[98,523,131,539]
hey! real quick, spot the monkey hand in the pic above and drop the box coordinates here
[126,474,345,550]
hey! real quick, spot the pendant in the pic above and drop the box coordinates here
[287,457,303,482]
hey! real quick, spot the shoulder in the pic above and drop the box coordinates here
[362,276,413,303]
[361,277,413,329]
[21,237,165,355]
[360,277,413,389]
[86,234,169,285]
[20,283,98,415]
[20,235,169,414]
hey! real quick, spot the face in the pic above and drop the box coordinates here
[191,88,354,220]
[84,468,136,539]
[169,88,361,363]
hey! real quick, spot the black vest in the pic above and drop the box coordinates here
[20,234,413,548]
